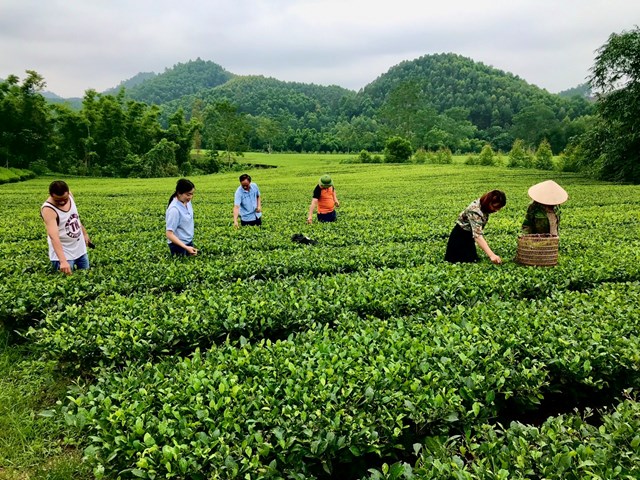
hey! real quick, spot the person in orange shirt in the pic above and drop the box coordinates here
[307,175,340,224]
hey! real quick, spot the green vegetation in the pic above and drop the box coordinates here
[103,72,158,96]
[2,52,598,179]
[369,394,640,479]
[2,154,640,478]
[123,59,234,105]
[534,139,554,170]
[6,27,640,182]
[383,137,413,163]
[6,24,640,183]
[0,331,90,480]
[160,53,592,155]
[0,167,35,184]
[579,26,640,183]
[557,83,592,99]
[0,71,200,177]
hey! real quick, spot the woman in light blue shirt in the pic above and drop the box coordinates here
[166,178,197,256]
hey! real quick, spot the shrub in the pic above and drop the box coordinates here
[358,150,372,163]
[384,137,413,163]
[535,139,554,170]
[478,144,496,166]
[28,159,49,175]
[413,148,428,164]
[433,147,453,164]
[508,139,534,168]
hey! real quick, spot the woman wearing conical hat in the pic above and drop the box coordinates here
[522,180,568,236]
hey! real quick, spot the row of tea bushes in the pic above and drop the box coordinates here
[31,251,640,366]
[367,395,640,479]
[3,168,640,479]
[59,281,640,478]
[0,166,35,184]
[0,237,444,330]
[3,169,639,337]
[60,314,548,479]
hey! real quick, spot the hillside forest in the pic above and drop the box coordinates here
[1,26,638,182]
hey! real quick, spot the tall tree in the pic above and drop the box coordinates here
[0,71,51,169]
[378,81,437,147]
[49,103,88,173]
[165,107,197,168]
[253,116,284,153]
[510,104,558,148]
[191,98,205,151]
[584,26,640,182]
[204,101,250,165]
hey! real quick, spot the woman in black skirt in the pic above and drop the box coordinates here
[445,190,506,264]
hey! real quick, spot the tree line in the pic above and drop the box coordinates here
[1,29,638,181]
[1,73,199,177]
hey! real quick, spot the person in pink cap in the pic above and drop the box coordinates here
[522,180,569,236]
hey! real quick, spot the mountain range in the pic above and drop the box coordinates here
[38,53,594,154]
[42,54,591,107]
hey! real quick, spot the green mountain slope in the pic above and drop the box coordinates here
[104,71,157,95]
[360,53,592,129]
[154,54,592,148]
[165,75,357,121]
[123,58,234,104]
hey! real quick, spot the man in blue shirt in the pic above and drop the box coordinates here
[233,174,262,228]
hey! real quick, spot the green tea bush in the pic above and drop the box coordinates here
[369,395,640,479]
[2,157,640,478]
[0,166,35,184]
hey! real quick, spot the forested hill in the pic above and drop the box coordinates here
[104,54,592,134]
[557,83,593,99]
[118,58,234,104]
[164,75,359,121]
[153,54,593,149]
[360,53,593,130]
[104,71,157,95]
[3,52,598,177]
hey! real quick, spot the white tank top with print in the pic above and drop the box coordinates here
[41,195,87,261]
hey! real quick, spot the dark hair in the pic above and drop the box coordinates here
[49,180,69,196]
[168,178,195,206]
[239,174,251,183]
[479,190,507,213]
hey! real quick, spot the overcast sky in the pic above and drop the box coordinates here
[1,0,638,98]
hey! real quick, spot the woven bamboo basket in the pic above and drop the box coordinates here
[516,234,559,266]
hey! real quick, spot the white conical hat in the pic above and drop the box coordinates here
[528,180,568,205]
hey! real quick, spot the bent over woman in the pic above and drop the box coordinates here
[445,190,506,264]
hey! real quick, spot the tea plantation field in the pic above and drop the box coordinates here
[1,154,640,479]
